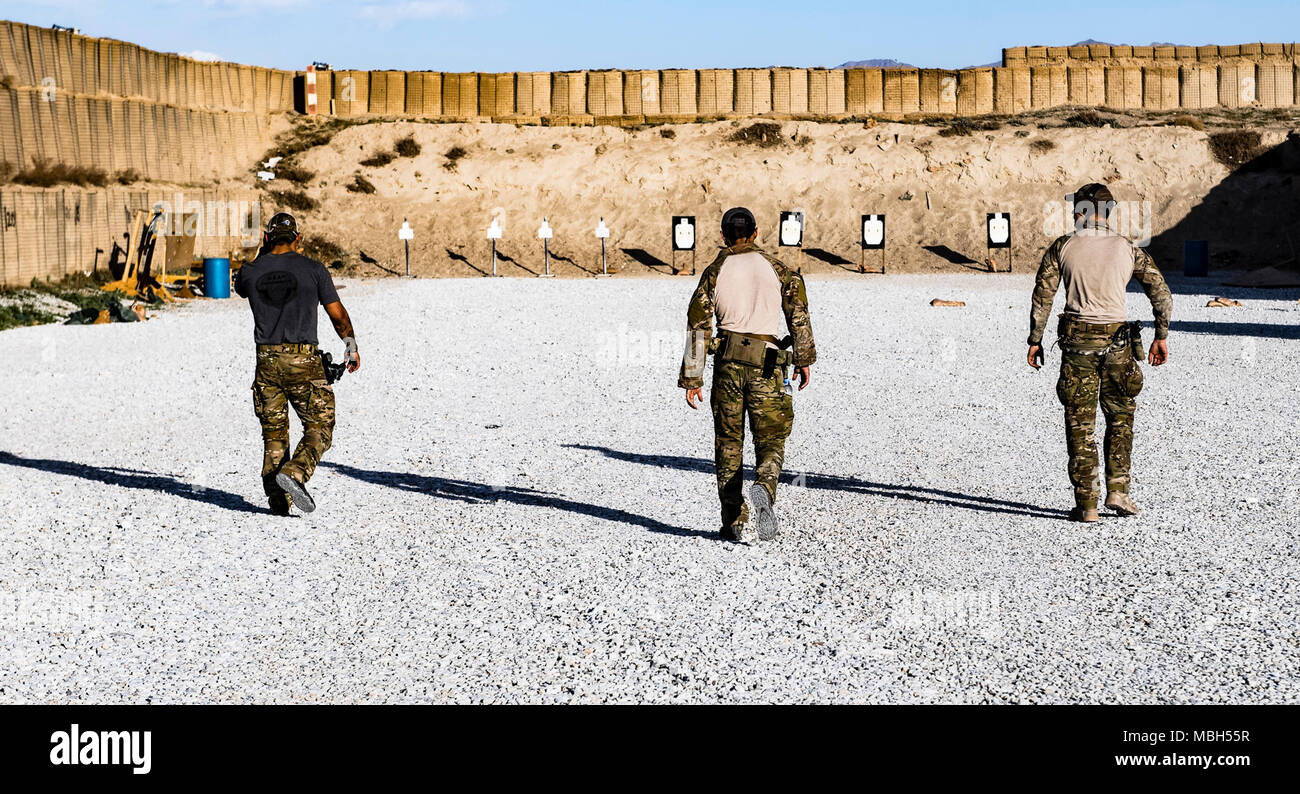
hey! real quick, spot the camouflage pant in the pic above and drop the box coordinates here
[711,359,794,528]
[251,345,335,496]
[1055,321,1144,509]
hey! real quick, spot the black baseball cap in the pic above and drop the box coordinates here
[265,212,299,243]
[1071,183,1115,212]
[721,207,757,241]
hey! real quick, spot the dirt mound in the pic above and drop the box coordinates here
[241,110,1299,279]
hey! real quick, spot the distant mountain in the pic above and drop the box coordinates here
[1070,39,1189,47]
[835,58,915,69]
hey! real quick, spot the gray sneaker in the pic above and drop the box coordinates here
[276,472,316,513]
[749,483,779,541]
[1105,492,1140,516]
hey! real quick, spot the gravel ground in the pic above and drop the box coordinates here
[0,273,1296,704]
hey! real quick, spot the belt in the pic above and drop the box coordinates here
[724,331,780,347]
[257,342,318,354]
[1057,316,1130,356]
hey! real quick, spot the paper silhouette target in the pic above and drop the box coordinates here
[862,214,885,249]
[987,213,1011,248]
[779,211,804,247]
[672,216,696,251]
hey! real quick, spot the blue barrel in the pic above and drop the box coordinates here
[203,257,231,298]
[1183,240,1209,277]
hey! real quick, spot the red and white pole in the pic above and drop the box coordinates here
[305,65,318,115]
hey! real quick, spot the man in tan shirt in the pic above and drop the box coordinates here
[1028,183,1172,522]
[679,208,816,542]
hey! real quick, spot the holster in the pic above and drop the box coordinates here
[716,331,792,375]
[1128,321,1146,362]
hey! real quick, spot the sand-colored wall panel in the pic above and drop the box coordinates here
[0,22,34,85]
[0,88,20,167]
[1003,47,1027,65]
[733,68,771,115]
[807,69,844,115]
[1154,46,1175,60]
[1105,66,1136,109]
[442,72,478,117]
[1179,65,1216,109]
[1000,67,1031,114]
[698,69,735,116]
[920,70,957,114]
[333,70,369,116]
[622,70,658,115]
[1257,63,1294,107]
[550,72,586,115]
[1218,64,1255,108]
[1089,44,1112,59]
[845,68,881,114]
[1175,46,1196,59]
[1030,67,1051,108]
[1143,66,1178,110]
[516,72,549,116]
[488,72,517,116]
[1068,45,1090,60]
[660,70,697,115]
[585,71,623,116]
[1132,46,1154,59]
[883,68,919,114]
[1197,45,1219,61]
[956,68,993,115]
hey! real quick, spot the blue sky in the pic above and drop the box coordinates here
[6,0,1299,72]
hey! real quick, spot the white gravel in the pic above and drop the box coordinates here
[0,273,1297,704]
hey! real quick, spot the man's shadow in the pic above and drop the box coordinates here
[0,450,265,514]
[563,444,1070,520]
[320,462,714,539]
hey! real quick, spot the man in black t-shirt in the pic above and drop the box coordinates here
[235,212,360,515]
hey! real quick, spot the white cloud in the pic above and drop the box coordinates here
[357,1,472,27]
[181,50,223,62]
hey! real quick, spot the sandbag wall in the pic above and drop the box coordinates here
[0,186,258,286]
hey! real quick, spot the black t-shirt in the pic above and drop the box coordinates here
[234,251,340,345]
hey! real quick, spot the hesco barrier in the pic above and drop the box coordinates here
[4,23,1300,145]
[5,18,1300,281]
[0,186,259,286]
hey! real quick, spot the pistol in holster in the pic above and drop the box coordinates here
[1127,321,1145,362]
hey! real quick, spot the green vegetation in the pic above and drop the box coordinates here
[0,302,59,330]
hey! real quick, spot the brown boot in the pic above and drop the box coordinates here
[1105,492,1140,516]
[1068,506,1100,523]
